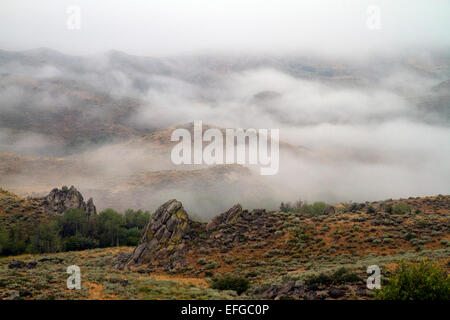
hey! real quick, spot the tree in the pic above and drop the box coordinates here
[98,209,125,247]
[31,220,61,253]
[5,222,29,255]
[124,209,150,229]
[123,227,141,246]
[58,209,89,237]
[0,227,8,254]
[63,234,98,251]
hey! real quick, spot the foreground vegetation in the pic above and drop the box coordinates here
[0,247,448,300]
[376,260,449,300]
[0,248,237,300]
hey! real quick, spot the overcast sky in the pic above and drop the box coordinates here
[0,0,449,56]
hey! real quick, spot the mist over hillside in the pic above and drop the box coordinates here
[1,1,450,305]
[0,48,449,216]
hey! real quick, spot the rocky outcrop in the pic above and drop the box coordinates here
[205,207,274,252]
[86,198,97,216]
[8,260,37,269]
[125,199,200,269]
[123,200,275,270]
[324,206,335,215]
[40,186,97,216]
[206,204,242,231]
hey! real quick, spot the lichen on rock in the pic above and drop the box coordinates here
[125,199,196,269]
[121,199,274,271]
[206,204,242,231]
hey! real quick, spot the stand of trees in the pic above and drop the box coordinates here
[0,208,150,256]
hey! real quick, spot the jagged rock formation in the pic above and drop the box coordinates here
[40,186,97,216]
[123,199,277,270]
[125,199,202,269]
[205,208,275,251]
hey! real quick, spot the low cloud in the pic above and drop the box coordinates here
[0,51,448,215]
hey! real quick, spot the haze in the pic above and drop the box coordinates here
[0,0,449,56]
[0,1,449,216]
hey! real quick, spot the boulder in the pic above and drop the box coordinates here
[261,281,308,300]
[206,204,242,231]
[324,206,335,215]
[86,198,97,216]
[8,260,37,269]
[125,199,194,268]
[8,260,26,269]
[328,286,346,298]
[40,186,97,216]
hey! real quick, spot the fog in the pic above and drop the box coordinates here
[0,49,448,218]
[1,1,450,56]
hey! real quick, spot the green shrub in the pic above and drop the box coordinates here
[203,261,220,270]
[367,205,376,214]
[441,240,450,247]
[63,235,98,251]
[211,276,250,295]
[332,267,361,283]
[404,232,417,241]
[301,202,328,215]
[122,227,141,246]
[305,268,360,290]
[274,230,284,238]
[376,261,450,300]
[392,204,411,215]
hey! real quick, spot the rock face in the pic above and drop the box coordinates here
[206,207,273,251]
[324,206,335,215]
[123,200,275,270]
[8,260,37,269]
[41,186,97,216]
[125,199,197,269]
[206,204,242,231]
